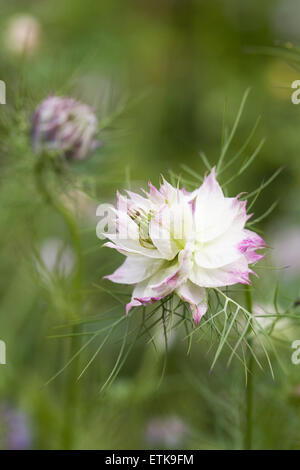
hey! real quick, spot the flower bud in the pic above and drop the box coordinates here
[36,238,75,279]
[0,403,32,450]
[31,96,99,160]
[4,14,41,56]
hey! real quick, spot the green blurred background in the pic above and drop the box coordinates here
[0,0,299,450]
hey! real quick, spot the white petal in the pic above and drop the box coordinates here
[176,281,207,324]
[194,169,247,242]
[126,190,151,210]
[190,256,252,288]
[150,243,193,293]
[104,236,163,259]
[149,206,180,260]
[105,210,162,259]
[126,243,194,313]
[149,202,193,260]
[159,177,180,204]
[194,229,245,269]
[147,181,165,205]
[104,256,164,284]
[125,279,165,314]
[106,209,139,240]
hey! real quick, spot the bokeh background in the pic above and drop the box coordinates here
[0,0,300,450]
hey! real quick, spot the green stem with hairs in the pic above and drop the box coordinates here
[34,155,83,449]
[244,285,254,450]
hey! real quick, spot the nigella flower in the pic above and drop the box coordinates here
[31,96,100,160]
[0,404,32,450]
[145,416,189,448]
[102,169,265,324]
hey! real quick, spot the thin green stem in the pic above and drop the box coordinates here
[34,155,83,449]
[244,285,254,450]
[61,326,81,449]
[34,157,83,294]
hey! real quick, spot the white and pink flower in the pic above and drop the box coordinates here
[102,169,265,325]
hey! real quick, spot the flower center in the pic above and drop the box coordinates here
[129,207,155,249]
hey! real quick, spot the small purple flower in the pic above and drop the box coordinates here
[32,95,100,160]
[0,404,32,450]
[145,416,189,448]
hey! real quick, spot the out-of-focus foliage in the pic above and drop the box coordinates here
[0,0,299,450]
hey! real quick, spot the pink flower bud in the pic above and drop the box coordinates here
[32,96,100,160]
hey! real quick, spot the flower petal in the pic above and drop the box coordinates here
[147,181,165,205]
[194,229,246,269]
[148,206,179,260]
[126,243,194,313]
[150,242,194,294]
[125,279,165,314]
[126,190,151,210]
[104,211,162,258]
[159,177,180,204]
[194,169,248,242]
[238,229,266,264]
[104,256,164,284]
[149,202,193,260]
[176,281,207,325]
[190,256,252,287]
